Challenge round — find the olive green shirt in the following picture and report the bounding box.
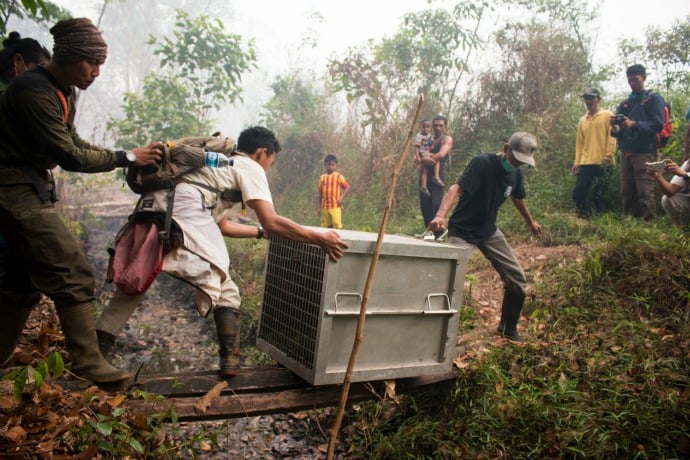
[0,66,122,186]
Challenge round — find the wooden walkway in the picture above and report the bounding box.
[64,366,459,422]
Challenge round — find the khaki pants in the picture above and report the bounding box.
[0,183,94,310]
[449,229,526,295]
[661,193,690,228]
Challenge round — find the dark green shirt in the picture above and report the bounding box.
[0,66,120,185]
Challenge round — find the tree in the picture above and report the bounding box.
[454,0,599,211]
[328,0,489,135]
[617,15,690,156]
[260,73,337,195]
[0,0,67,35]
[326,0,489,180]
[107,9,256,147]
[619,15,690,94]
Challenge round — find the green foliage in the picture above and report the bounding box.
[152,10,255,110]
[342,228,690,458]
[109,75,198,147]
[619,15,690,93]
[328,0,488,133]
[225,236,267,349]
[66,390,212,458]
[2,352,65,399]
[260,74,338,195]
[108,9,256,147]
[0,0,67,35]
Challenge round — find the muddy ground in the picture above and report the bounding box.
[13,194,584,458]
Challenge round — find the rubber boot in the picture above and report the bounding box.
[96,329,117,359]
[56,302,130,383]
[497,290,525,342]
[0,307,32,367]
[213,307,241,377]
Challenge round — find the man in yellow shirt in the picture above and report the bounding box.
[571,87,617,218]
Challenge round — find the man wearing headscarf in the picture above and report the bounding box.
[0,18,161,383]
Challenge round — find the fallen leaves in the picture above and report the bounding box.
[194,381,228,414]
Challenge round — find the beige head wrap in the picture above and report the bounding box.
[50,18,107,64]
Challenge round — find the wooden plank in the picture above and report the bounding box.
[124,382,376,421]
[58,366,459,421]
[122,370,459,422]
[126,367,304,396]
[59,366,305,395]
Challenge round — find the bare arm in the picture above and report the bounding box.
[248,199,350,261]
[428,183,462,232]
[429,135,453,163]
[651,172,683,197]
[648,159,684,197]
[338,183,350,206]
[218,219,265,239]
[511,197,542,237]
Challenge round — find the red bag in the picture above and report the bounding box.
[111,221,164,295]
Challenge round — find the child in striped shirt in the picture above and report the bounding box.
[318,154,350,229]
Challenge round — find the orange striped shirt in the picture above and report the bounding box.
[318,172,349,209]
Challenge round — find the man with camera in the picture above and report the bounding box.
[610,64,665,220]
[571,87,617,218]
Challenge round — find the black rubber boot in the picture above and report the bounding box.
[213,307,241,377]
[0,307,32,366]
[497,290,526,342]
[96,329,117,359]
[56,302,130,383]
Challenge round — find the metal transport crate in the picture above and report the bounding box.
[256,227,471,386]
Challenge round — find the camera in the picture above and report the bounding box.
[613,114,626,125]
[645,161,667,173]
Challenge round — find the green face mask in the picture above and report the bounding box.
[501,158,516,173]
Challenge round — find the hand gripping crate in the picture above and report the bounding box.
[256,227,471,385]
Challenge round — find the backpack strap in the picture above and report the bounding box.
[158,183,176,252]
[176,178,244,209]
[56,90,69,124]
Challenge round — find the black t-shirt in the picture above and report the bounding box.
[448,153,526,244]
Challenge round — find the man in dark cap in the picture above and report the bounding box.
[0,18,161,383]
[610,64,665,220]
[428,132,542,341]
[571,87,617,217]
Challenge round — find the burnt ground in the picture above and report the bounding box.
[6,194,585,458]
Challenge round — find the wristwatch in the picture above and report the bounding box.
[124,150,136,163]
[257,226,265,239]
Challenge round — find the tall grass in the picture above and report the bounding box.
[339,220,690,459]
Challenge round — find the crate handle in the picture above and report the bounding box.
[332,292,362,313]
[425,293,451,312]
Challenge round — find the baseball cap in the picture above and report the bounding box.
[508,132,538,167]
[582,87,601,98]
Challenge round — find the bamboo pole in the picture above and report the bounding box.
[327,94,425,459]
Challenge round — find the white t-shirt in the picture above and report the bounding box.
[181,152,273,220]
[155,153,274,314]
[669,160,690,196]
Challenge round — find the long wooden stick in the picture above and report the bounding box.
[327,94,425,459]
